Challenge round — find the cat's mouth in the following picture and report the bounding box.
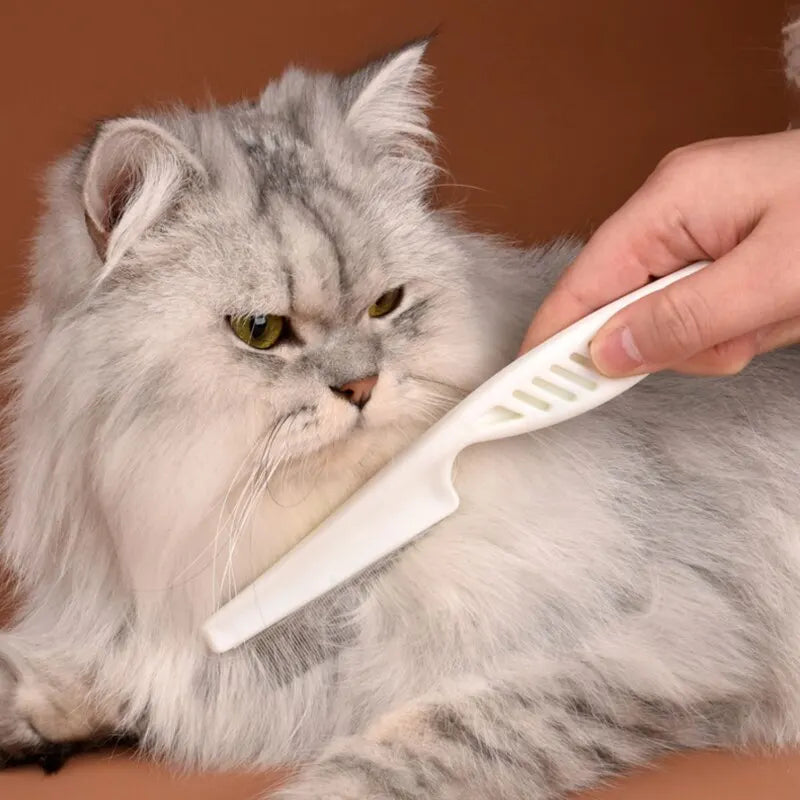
[269,403,373,463]
[267,374,445,468]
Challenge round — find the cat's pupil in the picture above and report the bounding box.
[250,316,268,339]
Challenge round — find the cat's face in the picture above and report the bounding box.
[100,140,476,466]
[11,40,538,602]
[35,42,497,489]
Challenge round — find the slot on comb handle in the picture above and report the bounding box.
[461,262,710,446]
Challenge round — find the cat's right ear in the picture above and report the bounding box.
[82,118,206,278]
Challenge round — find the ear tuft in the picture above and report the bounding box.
[342,39,434,155]
[82,118,206,271]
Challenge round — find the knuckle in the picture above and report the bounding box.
[560,280,595,316]
[713,359,752,376]
[709,342,755,375]
[653,144,702,176]
[649,290,711,358]
[650,143,723,189]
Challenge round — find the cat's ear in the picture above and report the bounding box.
[82,118,206,271]
[341,39,434,153]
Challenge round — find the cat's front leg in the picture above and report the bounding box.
[0,631,128,770]
[0,653,43,757]
[278,662,722,800]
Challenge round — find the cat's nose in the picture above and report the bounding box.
[330,375,379,409]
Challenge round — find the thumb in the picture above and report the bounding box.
[589,228,794,375]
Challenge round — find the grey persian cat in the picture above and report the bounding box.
[2,39,800,799]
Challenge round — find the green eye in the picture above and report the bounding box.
[368,287,404,318]
[229,314,285,349]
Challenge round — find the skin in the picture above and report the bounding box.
[520,131,800,376]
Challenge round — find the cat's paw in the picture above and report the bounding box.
[0,733,140,774]
[0,740,82,774]
[0,655,100,762]
[0,658,44,756]
[0,650,136,773]
[0,659,72,772]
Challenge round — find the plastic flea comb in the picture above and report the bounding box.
[203,262,708,653]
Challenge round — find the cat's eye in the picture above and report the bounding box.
[229,314,285,349]
[368,287,404,318]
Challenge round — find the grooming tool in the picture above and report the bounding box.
[203,261,708,652]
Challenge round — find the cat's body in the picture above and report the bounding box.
[2,40,800,799]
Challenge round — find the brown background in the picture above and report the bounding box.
[2,0,799,797]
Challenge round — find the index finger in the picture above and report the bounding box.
[519,174,713,354]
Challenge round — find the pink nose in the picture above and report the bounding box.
[331,375,378,409]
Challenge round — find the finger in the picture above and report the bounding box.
[520,215,699,354]
[520,152,738,354]
[662,315,800,376]
[666,333,757,376]
[588,223,800,376]
[755,315,800,354]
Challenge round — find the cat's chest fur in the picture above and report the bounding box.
[222,422,433,605]
[233,425,617,615]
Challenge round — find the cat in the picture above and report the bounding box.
[2,37,800,800]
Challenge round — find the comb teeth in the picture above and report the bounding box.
[479,351,601,428]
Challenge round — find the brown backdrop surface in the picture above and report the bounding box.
[1,0,798,797]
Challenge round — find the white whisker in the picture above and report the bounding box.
[216,413,296,602]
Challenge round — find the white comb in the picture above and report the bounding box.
[203,262,708,653]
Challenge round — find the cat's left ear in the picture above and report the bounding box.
[340,38,434,154]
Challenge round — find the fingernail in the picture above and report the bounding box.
[590,326,643,375]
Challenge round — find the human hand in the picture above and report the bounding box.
[521,131,800,376]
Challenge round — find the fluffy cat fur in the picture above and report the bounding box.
[2,39,800,799]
